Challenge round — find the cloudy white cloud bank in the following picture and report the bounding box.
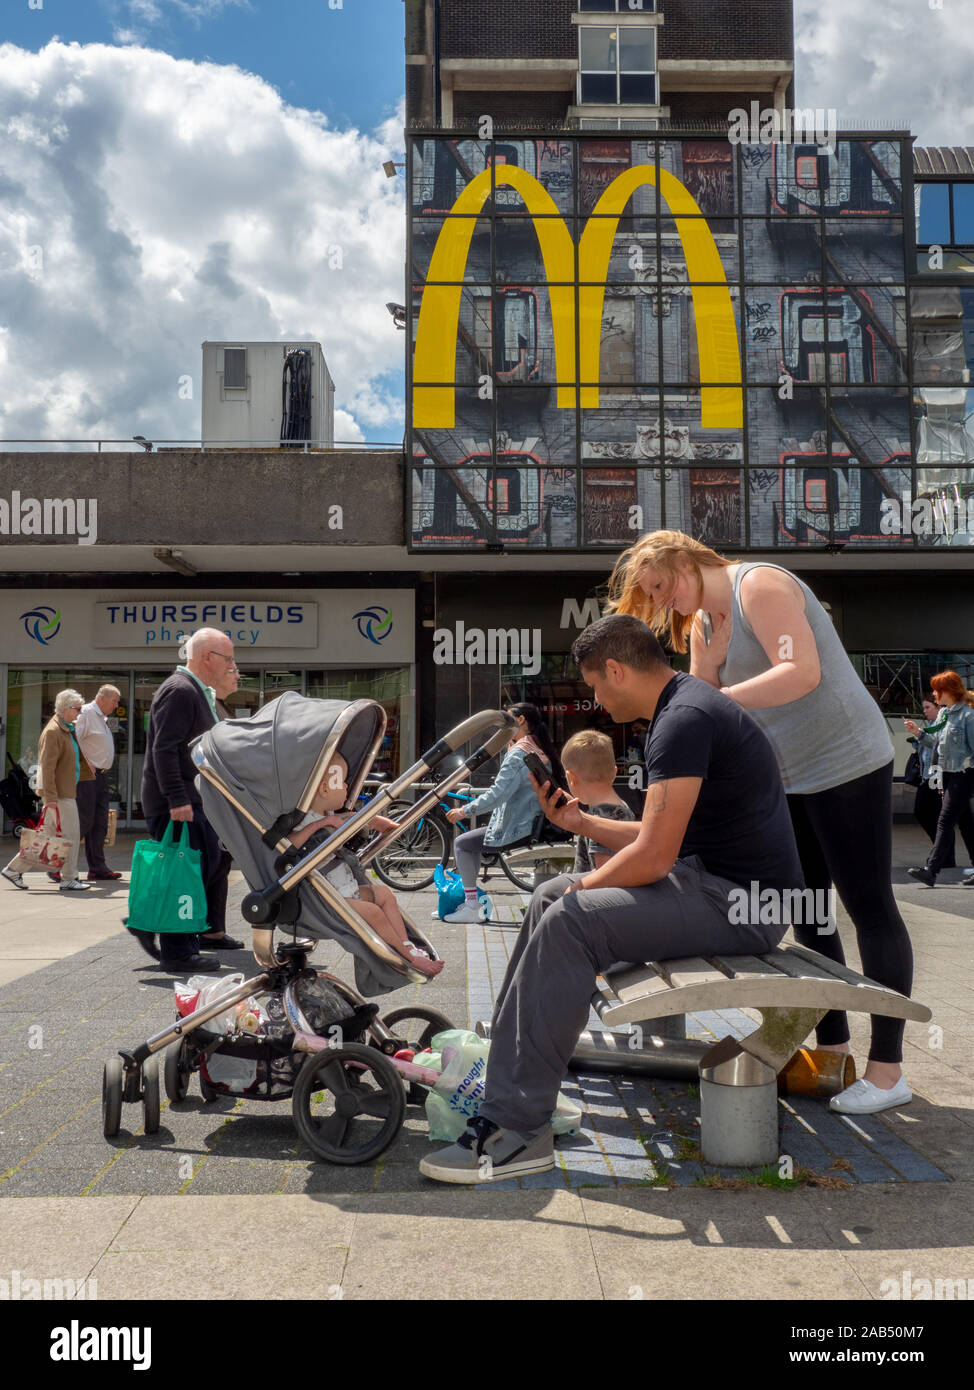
[0,41,405,446]
[795,0,974,146]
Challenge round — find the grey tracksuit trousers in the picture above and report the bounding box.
[478,856,788,1138]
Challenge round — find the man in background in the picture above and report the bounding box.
[75,684,122,881]
[129,629,243,972]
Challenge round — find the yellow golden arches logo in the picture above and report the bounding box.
[412,162,743,431]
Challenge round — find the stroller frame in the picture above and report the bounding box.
[102,707,517,1164]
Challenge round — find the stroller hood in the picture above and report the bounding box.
[195,693,408,996]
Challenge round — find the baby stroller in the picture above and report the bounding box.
[101,695,516,1165]
[0,753,41,836]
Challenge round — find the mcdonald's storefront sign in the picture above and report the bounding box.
[412,162,743,432]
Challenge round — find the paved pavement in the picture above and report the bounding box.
[1,825,973,1301]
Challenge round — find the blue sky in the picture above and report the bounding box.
[5,0,405,139]
[1,0,408,445]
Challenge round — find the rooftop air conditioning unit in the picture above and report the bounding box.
[201,341,336,449]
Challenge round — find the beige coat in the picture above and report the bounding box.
[37,717,93,803]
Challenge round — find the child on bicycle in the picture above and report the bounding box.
[442,702,570,923]
[289,752,443,976]
[560,730,635,872]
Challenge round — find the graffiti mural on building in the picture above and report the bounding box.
[409,134,912,550]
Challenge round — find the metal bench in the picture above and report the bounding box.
[584,942,932,1166]
[481,941,932,1167]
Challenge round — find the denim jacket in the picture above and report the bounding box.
[464,745,546,848]
[917,703,974,773]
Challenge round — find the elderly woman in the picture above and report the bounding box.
[3,690,94,892]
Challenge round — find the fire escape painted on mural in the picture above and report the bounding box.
[408,135,915,551]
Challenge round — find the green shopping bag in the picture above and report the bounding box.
[127,821,207,934]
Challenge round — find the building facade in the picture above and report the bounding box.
[2,4,973,829]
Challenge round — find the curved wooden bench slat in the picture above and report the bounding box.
[594,944,931,1029]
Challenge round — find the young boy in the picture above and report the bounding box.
[288,752,443,977]
[560,730,635,872]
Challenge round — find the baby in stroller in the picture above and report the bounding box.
[287,751,444,978]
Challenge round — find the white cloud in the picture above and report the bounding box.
[795,0,974,146]
[0,41,406,445]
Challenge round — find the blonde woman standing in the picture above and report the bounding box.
[605,530,914,1116]
[2,690,93,892]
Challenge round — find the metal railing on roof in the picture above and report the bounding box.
[0,438,404,453]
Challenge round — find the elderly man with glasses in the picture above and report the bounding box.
[128,628,243,972]
[75,684,123,881]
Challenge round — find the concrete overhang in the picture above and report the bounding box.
[440,59,577,92]
[0,449,405,553]
[658,59,793,91]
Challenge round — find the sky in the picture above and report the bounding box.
[0,0,972,448]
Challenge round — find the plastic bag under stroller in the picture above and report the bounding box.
[173,971,372,1099]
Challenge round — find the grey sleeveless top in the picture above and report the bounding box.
[708,562,893,795]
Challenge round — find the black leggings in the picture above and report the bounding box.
[787,761,914,1064]
[926,769,974,874]
[913,781,955,867]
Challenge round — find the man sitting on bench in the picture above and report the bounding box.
[420,614,806,1184]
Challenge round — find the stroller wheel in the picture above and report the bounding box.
[379,1006,455,1106]
[102,1057,123,1138]
[142,1055,161,1134]
[292,1043,406,1165]
[164,1039,192,1103]
[199,1070,219,1103]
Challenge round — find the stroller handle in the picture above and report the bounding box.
[356,718,516,868]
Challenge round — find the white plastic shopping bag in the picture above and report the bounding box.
[419,1029,582,1142]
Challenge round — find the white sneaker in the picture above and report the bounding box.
[829,1076,912,1115]
[442,900,483,924]
[59,878,92,892]
[1,869,27,891]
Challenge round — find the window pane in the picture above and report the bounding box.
[952,184,974,246]
[917,182,950,245]
[620,29,654,71]
[579,27,617,71]
[619,73,657,104]
[580,73,618,103]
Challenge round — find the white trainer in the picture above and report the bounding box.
[829,1076,912,1115]
[442,900,483,924]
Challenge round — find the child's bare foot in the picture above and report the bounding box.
[401,943,444,977]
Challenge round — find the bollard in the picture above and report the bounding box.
[699,1038,779,1168]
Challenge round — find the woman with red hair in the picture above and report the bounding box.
[606,530,914,1116]
[904,671,974,886]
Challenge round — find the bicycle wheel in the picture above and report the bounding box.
[496,849,536,893]
[370,803,450,891]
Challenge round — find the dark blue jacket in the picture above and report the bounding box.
[141,671,216,817]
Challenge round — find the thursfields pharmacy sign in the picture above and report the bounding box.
[0,589,415,664]
[94,600,317,648]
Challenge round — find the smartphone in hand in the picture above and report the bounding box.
[523,751,568,808]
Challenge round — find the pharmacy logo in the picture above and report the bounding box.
[353,606,392,645]
[20,606,62,645]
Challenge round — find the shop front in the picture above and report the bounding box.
[0,587,415,829]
